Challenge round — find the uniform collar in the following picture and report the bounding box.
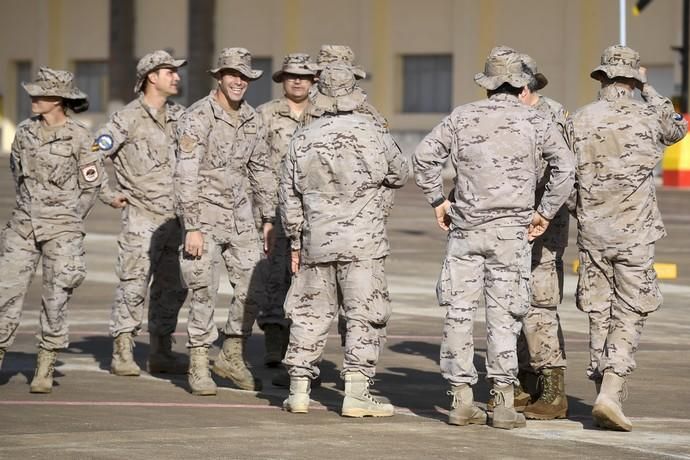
[598,84,633,102]
[208,90,254,126]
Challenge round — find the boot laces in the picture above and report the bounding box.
[489,388,505,406]
[619,381,629,402]
[363,378,384,405]
[538,372,557,403]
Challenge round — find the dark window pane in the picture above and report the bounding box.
[16,62,32,121]
[244,57,273,108]
[403,55,452,113]
[75,61,108,112]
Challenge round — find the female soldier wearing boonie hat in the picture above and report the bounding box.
[0,67,105,393]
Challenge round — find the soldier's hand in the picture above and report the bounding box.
[185,230,204,258]
[263,222,275,256]
[528,212,550,241]
[434,199,452,231]
[110,195,128,209]
[290,250,300,274]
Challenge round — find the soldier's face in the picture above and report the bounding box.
[282,73,314,102]
[151,68,181,96]
[217,70,249,104]
[30,96,61,115]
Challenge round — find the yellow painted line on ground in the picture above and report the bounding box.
[571,261,678,279]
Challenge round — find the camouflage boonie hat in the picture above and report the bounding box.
[209,47,263,80]
[316,45,366,80]
[309,64,366,113]
[272,53,318,83]
[520,53,548,90]
[134,50,186,93]
[22,67,87,100]
[590,45,646,84]
[474,46,532,90]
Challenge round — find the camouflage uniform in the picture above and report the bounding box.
[280,64,409,382]
[96,50,188,340]
[315,45,396,342]
[567,46,687,382]
[518,55,570,375]
[413,48,575,392]
[255,54,321,331]
[0,68,104,358]
[174,50,275,349]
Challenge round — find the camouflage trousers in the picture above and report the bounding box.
[577,243,661,380]
[517,240,567,372]
[255,234,291,329]
[110,206,187,337]
[0,225,85,350]
[438,228,530,387]
[180,228,263,348]
[283,258,391,379]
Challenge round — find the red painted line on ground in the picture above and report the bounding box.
[0,400,326,411]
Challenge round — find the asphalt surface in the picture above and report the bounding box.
[0,161,689,459]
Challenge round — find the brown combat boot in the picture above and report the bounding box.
[263,324,287,368]
[212,337,262,391]
[188,346,217,396]
[30,348,57,393]
[148,334,188,374]
[111,332,141,376]
[592,371,632,431]
[523,367,568,420]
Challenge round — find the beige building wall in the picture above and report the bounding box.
[0,0,684,152]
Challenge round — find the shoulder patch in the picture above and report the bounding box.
[96,134,114,151]
[81,163,100,182]
[674,112,684,121]
[179,135,196,153]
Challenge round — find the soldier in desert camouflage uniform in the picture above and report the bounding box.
[280,64,409,417]
[174,47,275,396]
[94,50,189,377]
[0,68,105,393]
[515,53,570,420]
[567,45,687,431]
[413,46,574,430]
[315,44,396,345]
[255,54,320,369]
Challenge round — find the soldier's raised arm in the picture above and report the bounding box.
[640,78,688,145]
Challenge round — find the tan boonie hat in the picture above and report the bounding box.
[590,44,646,84]
[209,47,263,80]
[22,67,87,100]
[309,63,366,113]
[272,53,318,83]
[520,53,548,91]
[316,45,367,80]
[474,46,532,90]
[134,50,186,93]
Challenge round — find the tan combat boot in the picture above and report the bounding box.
[212,337,262,391]
[188,346,217,396]
[111,332,141,376]
[282,377,310,413]
[341,372,394,418]
[263,324,286,368]
[447,384,487,426]
[523,367,568,420]
[487,382,531,412]
[148,334,188,374]
[30,348,57,393]
[491,383,527,430]
[0,348,5,370]
[592,371,632,431]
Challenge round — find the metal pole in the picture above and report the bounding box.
[620,0,627,45]
[682,0,689,112]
